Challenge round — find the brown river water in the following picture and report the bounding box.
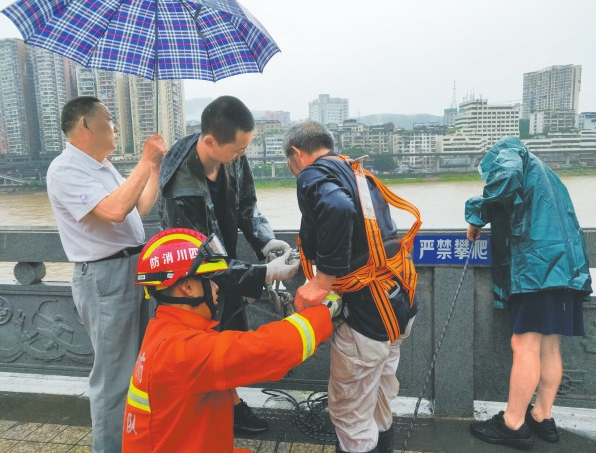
[2,176,596,281]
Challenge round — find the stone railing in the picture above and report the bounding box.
[0,226,595,417]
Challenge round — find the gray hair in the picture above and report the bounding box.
[283,120,334,158]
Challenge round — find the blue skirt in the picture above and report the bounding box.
[509,289,585,337]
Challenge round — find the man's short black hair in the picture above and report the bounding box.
[61,96,102,136]
[201,96,255,145]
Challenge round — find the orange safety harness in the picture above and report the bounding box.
[298,155,422,342]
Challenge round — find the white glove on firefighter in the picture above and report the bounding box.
[261,239,292,257]
[325,291,343,318]
[265,250,300,284]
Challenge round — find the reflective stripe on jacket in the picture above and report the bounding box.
[122,304,332,452]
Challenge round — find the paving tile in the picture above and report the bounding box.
[257,440,292,453]
[77,431,92,446]
[0,438,19,451]
[0,419,17,435]
[24,423,66,442]
[50,426,91,445]
[290,442,324,453]
[38,443,72,453]
[7,440,48,452]
[1,422,42,440]
[234,438,262,451]
[66,446,92,453]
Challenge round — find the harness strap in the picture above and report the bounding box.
[297,155,422,342]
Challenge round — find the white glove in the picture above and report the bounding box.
[325,291,343,318]
[265,250,300,283]
[262,239,292,257]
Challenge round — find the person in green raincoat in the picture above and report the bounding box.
[464,137,592,450]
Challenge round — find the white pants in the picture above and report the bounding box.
[328,317,415,452]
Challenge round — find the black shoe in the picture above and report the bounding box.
[470,411,534,450]
[525,404,559,443]
[233,400,269,433]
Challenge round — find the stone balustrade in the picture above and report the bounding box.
[0,226,595,417]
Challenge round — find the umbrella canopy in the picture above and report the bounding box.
[1,0,280,81]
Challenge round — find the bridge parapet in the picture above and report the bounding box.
[0,226,594,417]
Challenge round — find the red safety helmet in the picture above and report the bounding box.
[136,228,228,291]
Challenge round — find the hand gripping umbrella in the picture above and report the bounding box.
[2,0,280,128]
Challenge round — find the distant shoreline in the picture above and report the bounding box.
[1,168,595,194]
[252,168,596,190]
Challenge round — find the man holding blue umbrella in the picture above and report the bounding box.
[47,96,167,453]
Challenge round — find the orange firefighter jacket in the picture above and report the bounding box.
[122,304,332,453]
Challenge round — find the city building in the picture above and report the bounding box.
[309,94,349,126]
[156,79,186,151]
[443,108,458,127]
[75,67,97,98]
[29,46,77,155]
[523,130,596,168]
[529,110,577,135]
[454,97,520,147]
[128,78,186,155]
[265,111,291,127]
[578,112,596,131]
[253,120,282,142]
[0,39,40,156]
[522,64,582,120]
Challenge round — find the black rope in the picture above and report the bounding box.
[399,240,476,453]
[261,389,336,452]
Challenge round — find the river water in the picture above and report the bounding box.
[2,176,596,281]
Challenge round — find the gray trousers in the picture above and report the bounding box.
[73,255,143,453]
[328,317,415,452]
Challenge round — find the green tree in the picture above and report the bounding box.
[373,154,396,172]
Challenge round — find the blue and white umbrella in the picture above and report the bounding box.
[1,0,280,82]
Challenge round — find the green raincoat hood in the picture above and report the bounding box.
[465,137,592,307]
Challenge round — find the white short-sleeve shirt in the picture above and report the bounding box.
[47,143,145,262]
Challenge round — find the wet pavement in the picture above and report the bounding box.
[1,391,596,452]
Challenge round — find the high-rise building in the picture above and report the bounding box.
[0,39,40,156]
[522,65,581,120]
[76,67,97,97]
[29,46,77,155]
[309,94,349,126]
[156,79,186,149]
[455,98,520,147]
[129,77,185,154]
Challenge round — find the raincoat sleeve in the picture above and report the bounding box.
[181,305,333,393]
[465,148,525,227]
[235,157,274,260]
[211,259,267,299]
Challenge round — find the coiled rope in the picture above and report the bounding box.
[261,389,336,452]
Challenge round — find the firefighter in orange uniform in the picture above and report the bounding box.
[122,228,335,452]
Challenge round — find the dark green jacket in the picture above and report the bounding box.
[465,137,592,306]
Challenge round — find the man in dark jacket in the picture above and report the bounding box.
[284,121,418,453]
[466,137,592,449]
[159,96,294,433]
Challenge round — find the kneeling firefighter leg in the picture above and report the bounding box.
[377,425,394,453]
[335,441,379,453]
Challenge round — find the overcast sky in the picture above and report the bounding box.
[1,0,595,121]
